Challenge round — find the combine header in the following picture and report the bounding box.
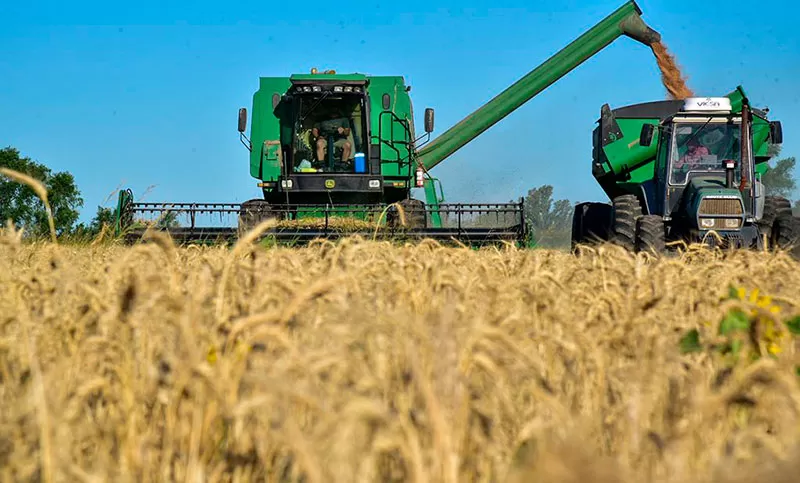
[114,1,663,246]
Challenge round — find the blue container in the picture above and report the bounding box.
[354,152,366,173]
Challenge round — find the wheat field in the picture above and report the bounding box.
[2,222,800,483]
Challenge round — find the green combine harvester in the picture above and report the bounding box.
[572,87,790,254]
[115,1,663,246]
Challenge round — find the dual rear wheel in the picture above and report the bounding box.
[571,194,665,255]
[610,194,665,255]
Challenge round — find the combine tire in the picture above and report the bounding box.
[611,194,643,251]
[238,199,274,234]
[758,195,792,243]
[389,199,427,229]
[571,202,612,252]
[635,215,666,255]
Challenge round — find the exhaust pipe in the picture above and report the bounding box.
[725,159,736,189]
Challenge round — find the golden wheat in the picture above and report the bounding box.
[1,228,800,482]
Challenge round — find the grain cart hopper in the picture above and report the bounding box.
[572,86,791,253]
[115,1,662,246]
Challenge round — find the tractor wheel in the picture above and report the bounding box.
[771,208,800,256]
[611,194,643,251]
[238,199,274,235]
[389,199,427,229]
[758,195,792,243]
[571,202,612,252]
[635,215,666,255]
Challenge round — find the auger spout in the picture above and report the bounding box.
[416,0,661,172]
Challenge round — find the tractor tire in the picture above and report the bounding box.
[771,208,800,256]
[571,202,612,252]
[758,195,792,243]
[611,194,643,251]
[635,215,666,255]
[389,199,427,229]
[238,199,274,235]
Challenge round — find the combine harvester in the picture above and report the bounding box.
[572,87,791,254]
[114,1,664,246]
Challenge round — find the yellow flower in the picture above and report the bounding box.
[737,287,746,300]
[207,345,218,365]
[756,295,773,308]
[768,343,782,356]
[749,288,760,304]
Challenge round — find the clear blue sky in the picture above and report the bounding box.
[2,0,799,224]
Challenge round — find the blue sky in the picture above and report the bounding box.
[2,0,799,224]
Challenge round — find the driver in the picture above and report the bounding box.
[312,112,353,163]
[674,137,709,170]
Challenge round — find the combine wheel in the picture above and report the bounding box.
[635,215,666,255]
[389,199,427,229]
[611,194,643,251]
[238,199,275,235]
[571,202,612,252]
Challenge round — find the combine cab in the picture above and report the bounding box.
[114,1,664,247]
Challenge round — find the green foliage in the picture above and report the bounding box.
[523,185,573,249]
[761,156,797,198]
[71,206,116,240]
[719,308,750,336]
[678,285,799,371]
[0,146,83,238]
[678,329,702,354]
[786,316,800,335]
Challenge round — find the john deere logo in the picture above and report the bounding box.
[325,179,335,189]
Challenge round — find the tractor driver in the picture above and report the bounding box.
[672,136,710,183]
[312,112,353,164]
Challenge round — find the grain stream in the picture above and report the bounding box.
[652,41,695,100]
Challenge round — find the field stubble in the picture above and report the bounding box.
[1,225,800,483]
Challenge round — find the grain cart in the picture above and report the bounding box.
[572,86,791,253]
[115,1,663,246]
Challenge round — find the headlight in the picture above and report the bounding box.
[699,217,741,229]
[724,218,740,228]
[700,218,715,228]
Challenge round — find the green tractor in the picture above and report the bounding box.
[572,87,794,254]
[115,1,664,246]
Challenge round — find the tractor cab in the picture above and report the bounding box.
[638,96,762,246]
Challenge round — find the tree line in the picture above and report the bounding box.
[1,145,799,246]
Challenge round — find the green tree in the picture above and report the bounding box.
[72,205,115,239]
[0,146,83,237]
[761,156,796,198]
[523,185,573,248]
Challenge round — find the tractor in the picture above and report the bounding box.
[572,87,794,254]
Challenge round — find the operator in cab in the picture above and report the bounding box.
[312,111,353,165]
[671,126,737,183]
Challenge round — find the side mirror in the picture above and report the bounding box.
[238,108,247,133]
[424,108,435,133]
[639,123,655,147]
[770,120,783,144]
